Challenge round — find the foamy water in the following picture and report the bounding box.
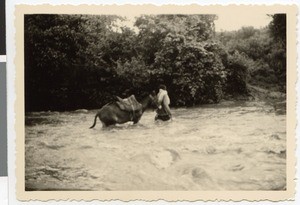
[25,101,286,191]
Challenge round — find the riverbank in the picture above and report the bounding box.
[247,84,286,115]
[220,84,286,115]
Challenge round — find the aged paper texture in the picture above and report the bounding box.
[15,4,297,201]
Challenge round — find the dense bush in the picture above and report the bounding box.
[268,14,286,90]
[153,40,226,105]
[225,51,249,95]
[25,14,286,111]
[216,14,286,91]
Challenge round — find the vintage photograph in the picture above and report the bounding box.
[16,4,296,201]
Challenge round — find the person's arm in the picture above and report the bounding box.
[163,96,172,118]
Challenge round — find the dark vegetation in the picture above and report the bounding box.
[25,14,286,111]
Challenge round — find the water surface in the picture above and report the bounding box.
[25,101,286,191]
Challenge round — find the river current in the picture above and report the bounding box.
[25,101,286,191]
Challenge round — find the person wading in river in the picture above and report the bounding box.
[155,84,173,121]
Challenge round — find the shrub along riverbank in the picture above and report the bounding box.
[25,14,286,111]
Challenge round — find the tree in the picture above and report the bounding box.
[133,15,226,105]
[25,14,254,111]
[25,14,90,110]
[268,14,286,88]
[268,14,286,47]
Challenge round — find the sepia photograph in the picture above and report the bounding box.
[15,4,296,201]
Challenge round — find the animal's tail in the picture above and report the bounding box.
[89,113,98,129]
[90,103,110,129]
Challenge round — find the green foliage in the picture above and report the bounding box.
[225,51,249,95]
[25,13,285,111]
[268,14,286,46]
[268,47,286,86]
[116,57,151,90]
[25,15,90,111]
[216,19,286,92]
[153,40,226,105]
[133,15,226,105]
[268,14,286,88]
[217,27,271,65]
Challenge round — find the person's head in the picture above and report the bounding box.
[159,84,167,90]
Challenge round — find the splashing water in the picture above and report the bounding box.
[25,101,286,191]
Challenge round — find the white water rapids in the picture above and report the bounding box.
[25,101,286,191]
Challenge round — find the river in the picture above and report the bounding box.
[25,101,286,191]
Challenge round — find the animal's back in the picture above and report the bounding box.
[90,101,144,128]
[100,103,133,125]
[99,103,119,125]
